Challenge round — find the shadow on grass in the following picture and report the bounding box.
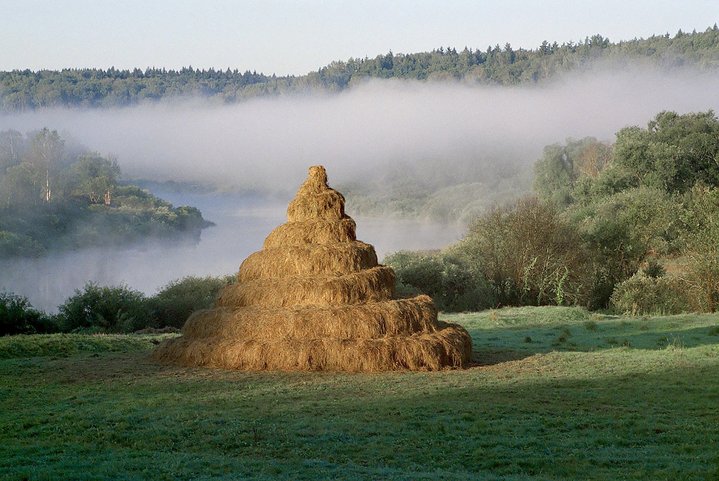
[466,322,719,366]
[4,345,717,481]
[471,349,537,366]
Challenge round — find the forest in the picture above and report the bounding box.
[0,128,208,257]
[1,27,719,110]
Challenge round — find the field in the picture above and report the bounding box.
[1,307,718,480]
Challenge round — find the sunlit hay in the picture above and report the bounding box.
[287,189,346,222]
[263,218,357,248]
[238,241,378,281]
[182,295,438,340]
[154,323,471,372]
[218,266,395,308]
[153,165,472,371]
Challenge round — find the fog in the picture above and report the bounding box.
[2,66,719,311]
[3,67,719,192]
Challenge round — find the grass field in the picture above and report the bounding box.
[1,307,718,480]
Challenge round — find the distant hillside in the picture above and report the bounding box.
[2,26,718,110]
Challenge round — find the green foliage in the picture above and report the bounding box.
[675,185,719,311]
[457,197,589,307]
[0,292,56,335]
[568,186,681,306]
[0,162,40,206]
[69,153,120,203]
[533,137,612,207]
[612,110,719,192]
[610,273,689,315]
[3,27,719,109]
[385,250,494,311]
[57,283,151,333]
[0,332,171,359]
[0,129,208,258]
[0,230,44,257]
[149,275,233,328]
[531,111,719,311]
[642,258,666,278]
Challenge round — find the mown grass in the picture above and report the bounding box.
[0,333,177,360]
[1,307,718,480]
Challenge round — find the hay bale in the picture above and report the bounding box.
[219,266,396,308]
[263,218,357,248]
[287,190,346,222]
[153,165,472,371]
[154,323,471,371]
[181,295,439,340]
[238,241,378,281]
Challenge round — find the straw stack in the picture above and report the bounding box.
[153,166,472,371]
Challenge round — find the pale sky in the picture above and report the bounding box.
[1,0,718,75]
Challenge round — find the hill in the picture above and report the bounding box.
[2,27,718,110]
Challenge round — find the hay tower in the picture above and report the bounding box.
[153,166,472,371]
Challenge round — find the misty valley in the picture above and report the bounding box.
[3,23,719,481]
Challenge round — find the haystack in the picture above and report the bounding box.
[153,165,472,371]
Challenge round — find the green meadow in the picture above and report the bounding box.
[1,307,718,481]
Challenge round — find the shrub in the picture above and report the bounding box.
[58,283,151,333]
[456,197,589,307]
[681,251,719,312]
[610,273,689,315]
[148,275,233,328]
[0,230,45,257]
[385,251,494,312]
[0,292,56,335]
[678,185,719,311]
[568,186,681,308]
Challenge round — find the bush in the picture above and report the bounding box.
[58,283,151,333]
[0,230,45,257]
[385,251,494,312]
[681,251,719,312]
[678,185,719,311]
[610,273,689,315]
[0,292,56,335]
[456,197,589,307]
[148,275,233,328]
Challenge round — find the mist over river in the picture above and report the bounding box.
[0,190,464,312]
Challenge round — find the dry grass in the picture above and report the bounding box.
[154,322,471,371]
[218,266,396,308]
[287,189,347,222]
[182,295,439,340]
[238,241,378,280]
[285,165,345,221]
[154,165,472,371]
[263,218,357,248]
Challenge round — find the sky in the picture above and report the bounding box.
[1,0,718,75]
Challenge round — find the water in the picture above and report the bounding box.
[0,191,464,312]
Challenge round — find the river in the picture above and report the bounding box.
[0,190,465,312]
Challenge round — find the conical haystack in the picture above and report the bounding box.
[153,166,472,371]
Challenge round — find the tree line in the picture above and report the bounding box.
[2,27,719,110]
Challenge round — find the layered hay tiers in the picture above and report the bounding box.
[153,165,472,371]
